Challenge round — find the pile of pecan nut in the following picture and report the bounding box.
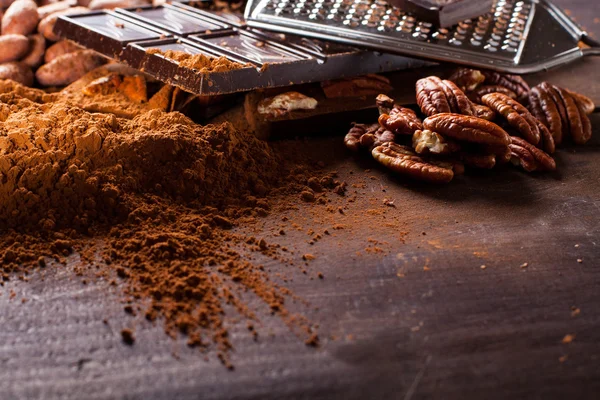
[344,68,595,183]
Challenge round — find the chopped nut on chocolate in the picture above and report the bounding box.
[481,92,540,145]
[412,129,460,155]
[321,74,392,99]
[371,142,455,184]
[257,91,318,118]
[423,113,510,146]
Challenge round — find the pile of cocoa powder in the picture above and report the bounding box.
[0,82,344,366]
[148,49,246,73]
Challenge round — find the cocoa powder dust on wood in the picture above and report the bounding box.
[0,83,346,367]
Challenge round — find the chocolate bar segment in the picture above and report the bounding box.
[191,31,310,64]
[53,11,169,58]
[115,5,228,36]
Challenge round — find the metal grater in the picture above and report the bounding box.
[245,0,600,74]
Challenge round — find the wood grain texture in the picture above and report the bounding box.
[1,1,599,399]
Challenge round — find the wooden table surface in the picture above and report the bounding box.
[1,1,599,399]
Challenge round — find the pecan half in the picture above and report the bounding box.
[448,68,485,92]
[441,79,475,116]
[376,93,395,115]
[416,76,451,116]
[565,88,595,115]
[480,71,530,103]
[344,123,394,152]
[423,113,510,147]
[416,76,474,116]
[536,119,555,154]
[467,85,517,104]
[472,104,496,121]
[430,159,465,176]
[322,74,392,99]
[555,86,592,145]
[360,126,396,150]
[412,129,460,155]
[379,106,423,136]
[460,152,496,169]
[481,92,540,145]
[371,142,455,183]
[509,143,537,172]
[528,84,563,144]
[482,144,512,164]
[509,136,556,172]
[544,83,570,141]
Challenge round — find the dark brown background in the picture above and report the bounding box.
[1,1,599,399]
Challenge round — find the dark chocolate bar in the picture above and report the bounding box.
[387,0,494,28]
[53,3,430,96]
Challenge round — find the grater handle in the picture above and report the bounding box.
[582,34,600,57]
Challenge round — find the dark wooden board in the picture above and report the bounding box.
[1,1,600,399]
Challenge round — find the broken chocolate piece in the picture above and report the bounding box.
[257,92,318,118]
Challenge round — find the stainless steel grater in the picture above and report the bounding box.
[245,0,600,74]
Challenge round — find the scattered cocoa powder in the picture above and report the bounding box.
[121,328,135,345]
[0,82,349,365]
[148,49,246,73]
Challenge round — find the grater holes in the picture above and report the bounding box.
[412,32,428,40]
[501,44,517,53]
[260,0,530,57]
